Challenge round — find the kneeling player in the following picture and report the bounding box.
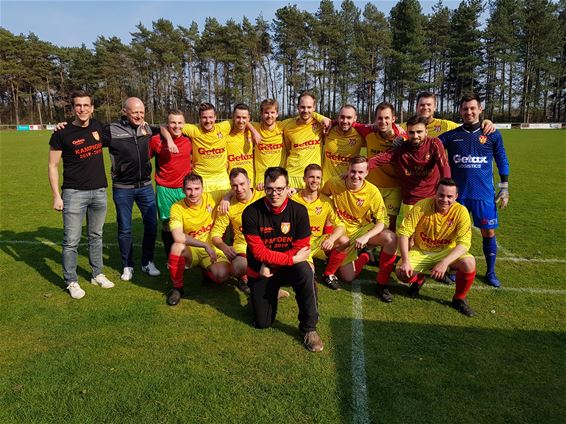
[396,178,476,316]
[294,164,349,290]
[167,173,231,306]
[322,156,398,302]
[242,167,323,352]
[211,168,263,294]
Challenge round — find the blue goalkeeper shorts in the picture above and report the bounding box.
[458,198,499,230]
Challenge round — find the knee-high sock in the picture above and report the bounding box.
[483,236,497,275]
[324,250,347,276]
[377,251,397,285]
[162,229,174,258]
[407,273,426,285]
[454,270,476,300]
[168,254,185,289]
[353,252,370,279]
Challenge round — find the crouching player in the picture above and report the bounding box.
[166,173,231,306]
[321,156,397,302]
[396,178,476,317]
[294,164,349,290]
[211,168,263,294]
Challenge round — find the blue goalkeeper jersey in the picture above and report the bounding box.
[439,125,509,200]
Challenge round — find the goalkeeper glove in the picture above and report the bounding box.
[495,182,509,209]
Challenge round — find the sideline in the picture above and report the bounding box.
[1,240,564,263]
[351,280,370,424]
[358,280,566,295]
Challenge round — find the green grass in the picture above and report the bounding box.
[1,129,565,423]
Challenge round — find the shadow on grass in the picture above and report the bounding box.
[331,317,566,424]
[0,220,159,292]
[1,227,86,291]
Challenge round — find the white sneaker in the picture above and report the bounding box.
[67,282,86,299]
[121,267,134,281]
[141,261,161,276]
[91,273,115,288]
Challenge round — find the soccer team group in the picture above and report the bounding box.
[48,90,509,352]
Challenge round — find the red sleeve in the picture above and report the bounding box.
[434,139,451,178]
[352,122,374,138]
[244,234,293,266]
[148,135,161,158]
[393,123,407,138]
[244,234,310,266]
[368,149,394,170]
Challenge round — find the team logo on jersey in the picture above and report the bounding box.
[349,138,357,146]
[206,204,213,213]
[312,122,320,131]
[447,219,454,227]
[315,206,322,215]
[92,131,100,141]
[356,198,364,207]
[479,135,487,144]
[281,222,291,234]
[217,132,223,139]
[435,125,441,133]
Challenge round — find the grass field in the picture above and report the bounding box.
[1,129,565,423]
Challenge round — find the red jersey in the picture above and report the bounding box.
[149,134,192,188]
[369,137,450,205]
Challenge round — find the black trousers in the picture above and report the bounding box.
[249,262,318,334]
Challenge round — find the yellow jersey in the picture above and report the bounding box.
[322,177,388,235]
[401,118,459,138]
[322,126,365,181]
[169,192,217,242]
[210,189,264,250]
[225,130,254,182]
[252,121,287,185]
[283,117,325,179]
[365,131,400,188]
[293,192,344,238]
[181,120,232,188]
[397,197,472,251]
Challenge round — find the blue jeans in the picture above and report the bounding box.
[113,184,157,268]
[62,188,107,283]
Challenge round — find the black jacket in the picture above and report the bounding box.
[104,117,158,187]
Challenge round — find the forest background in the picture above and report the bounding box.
[1,0,564,126]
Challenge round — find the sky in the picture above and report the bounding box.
[0,0,455,48]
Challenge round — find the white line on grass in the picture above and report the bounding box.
[2,240,564,263]
[473,256,566,264]
[358,280,566,295]
[0,240,142,247]
[351,280,370,424]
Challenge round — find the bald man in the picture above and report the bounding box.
[104,97,162,281]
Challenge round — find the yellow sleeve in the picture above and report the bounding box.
[217,120,232,135]
[445,120,460,132]
[328,204,345,228]
[454,208,472,250]
[210,212,230,240]
[312,112,328,124]
[182,123,198,138]
[321,179,333,196]
[169,202,184,231]
[397,202,424,238]
[279,117,295,131]
[371,194,389,226]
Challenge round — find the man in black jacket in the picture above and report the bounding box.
[105,97,162,281]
